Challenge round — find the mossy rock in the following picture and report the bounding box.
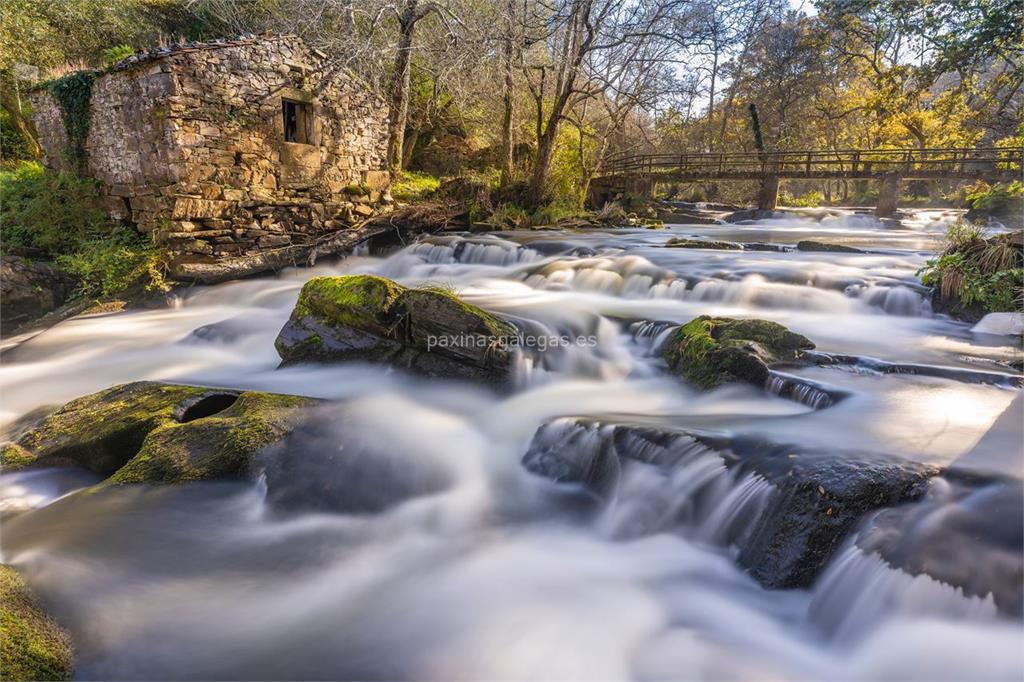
[276,276,519,386]
[662,316,815,389]
[0,444,36,473]
[4,382,316,484]
[0,565,73,681]
[796,240,863,253]
[665,237,742,250]
[108,392,314,484]
[10,382,215,474]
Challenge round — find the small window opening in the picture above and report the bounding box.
[282,99,311,144]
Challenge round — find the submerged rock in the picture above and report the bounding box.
[796,240,863,253]
[0,564,73,681]
[857,474,1023,617]
[665,237,742,250]
[521,419,940,591]
[730,448,938,589]
[661,316,815,389]
[723,209,788,223]
[1,382,315,484]
[275,275,519,386]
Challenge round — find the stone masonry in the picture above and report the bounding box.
[30,35,391,277]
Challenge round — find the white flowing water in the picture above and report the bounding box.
[1,209,1021,680]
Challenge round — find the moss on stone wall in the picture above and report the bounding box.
[44,71,99,174]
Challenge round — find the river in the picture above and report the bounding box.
[1,208,1022,680]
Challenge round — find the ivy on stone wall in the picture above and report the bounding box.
[45,70,99,174]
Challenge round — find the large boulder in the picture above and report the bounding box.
[727,445,938,588]
[662,316,815,389]
[275,275,519,386]
[0,564,73,681]
[521,419,940,590]
[1,382,315,485]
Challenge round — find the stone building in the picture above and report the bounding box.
[30,34,391,277]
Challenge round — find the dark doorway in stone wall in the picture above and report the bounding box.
[282,99,311,144]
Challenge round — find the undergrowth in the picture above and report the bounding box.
[917,221,1023,314]
[1,162,169,297]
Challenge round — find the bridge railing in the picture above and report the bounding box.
[600,146,1024,178]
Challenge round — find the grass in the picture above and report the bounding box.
[391,171,441,202]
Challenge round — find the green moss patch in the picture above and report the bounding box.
[0,565,73,681]
[8,382,316,485]
[666,238,742,250]
[15,382,210,474]
[292,275,405,334]
[663,316,815,389]
[109,392,313,485]
[276,275,519,384]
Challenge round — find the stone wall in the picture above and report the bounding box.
[30,35,391,273]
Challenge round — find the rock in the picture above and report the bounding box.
[730,447,939,589]
[971,312,1024,336]
[665,237,743,250]
[521,418,940,591]
[656,210,720,225]
[0,564,73,681]
[796,240,863,253]
[0,257,77,332]
[662,316,815,389]
[857,474,1023,617]
[723,209,788,223]
[3,381,315,484]
[275,275,519,386]
[258,412,456,514]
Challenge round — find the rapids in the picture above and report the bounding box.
[1,208,1022,680]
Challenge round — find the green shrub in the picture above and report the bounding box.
[1,161,168,297]
[490,203,530,227]
[101,45,135,66]
[530,201,582,226]
[779,190,823,207]
[918,221,1023,314]
[391,171,440,202]
[966,181,1023,214]
[57,228,169,298]
[1,161,110,254]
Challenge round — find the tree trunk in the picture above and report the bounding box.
[1,80,41,159]
[499,0,516,187]
[529,122,559,206]
[387,2,418,174]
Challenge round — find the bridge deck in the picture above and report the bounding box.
[598,147,1023,183]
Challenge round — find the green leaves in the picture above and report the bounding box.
[44,69,98,173]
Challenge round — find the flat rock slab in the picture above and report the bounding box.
[796,240,864,253]
[665,237,742,250]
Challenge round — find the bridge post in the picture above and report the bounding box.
[875,172,901,218]
[756,175,779,210]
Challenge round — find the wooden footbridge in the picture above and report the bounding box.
[591,146,1024,215]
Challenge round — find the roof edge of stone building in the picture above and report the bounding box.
[108,33,304,73]
[29,33,307,91]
